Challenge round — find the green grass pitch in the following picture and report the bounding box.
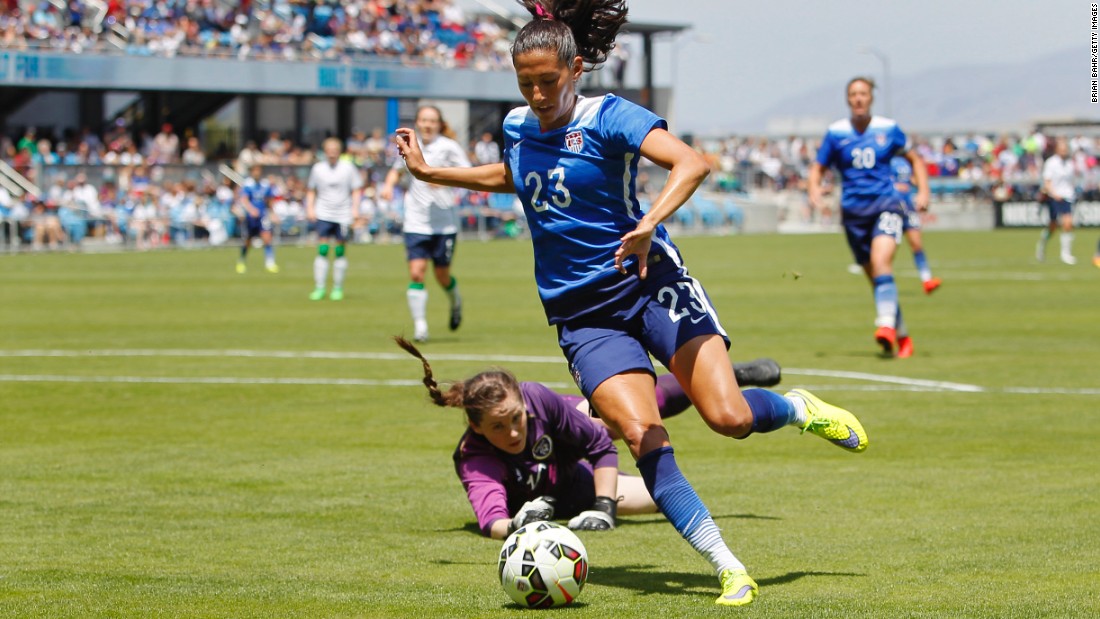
[1,229,1098,618]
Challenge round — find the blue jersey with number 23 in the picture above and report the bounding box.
[503,94,674,324]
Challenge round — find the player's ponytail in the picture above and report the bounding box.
[513,0,627,71]
[394,336,523,425]
[394,336,458,407]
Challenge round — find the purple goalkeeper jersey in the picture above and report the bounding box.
[453,382,619,536]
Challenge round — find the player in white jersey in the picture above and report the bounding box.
[391,0,868,607]
[1036,137,1077,265]
[381,106,472,342]
[306,137,363,301]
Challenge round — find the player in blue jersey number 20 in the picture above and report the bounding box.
[808,77,931,358]
[393,0,869,607]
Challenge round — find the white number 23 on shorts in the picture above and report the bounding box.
[656,281,710,324]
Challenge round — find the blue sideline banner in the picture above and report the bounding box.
[0,50,516,100]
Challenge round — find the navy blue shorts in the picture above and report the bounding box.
[315,219,349,242]
[244,216,273,237]
[843,210,905,265]
[404,233,456,266]
[1046,199,1073,220]
[557,273,730,399]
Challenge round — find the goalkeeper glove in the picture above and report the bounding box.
[510,496,556,533]
[567,496,617,531]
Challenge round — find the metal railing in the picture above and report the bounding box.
[0,159,41,199]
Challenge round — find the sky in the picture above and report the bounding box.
[553,0,1084,134]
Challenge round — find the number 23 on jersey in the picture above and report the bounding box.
[524,167,572,212]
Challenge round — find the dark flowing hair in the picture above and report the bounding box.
[512,0,628,72]
[394,336,522,425]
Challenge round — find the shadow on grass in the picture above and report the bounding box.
[430,557,865,595]
[497,601,592,612]
[439,512,781,536]
[590,565,864,597]
[756,570,864,587]
[621,513,783,525]
[815,347,938,361]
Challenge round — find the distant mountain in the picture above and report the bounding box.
[731,47,1096,135]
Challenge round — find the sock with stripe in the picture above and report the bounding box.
[872,274,898,328]
[638,446,744,575]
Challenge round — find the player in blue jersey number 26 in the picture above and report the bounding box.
[393,0,869,607]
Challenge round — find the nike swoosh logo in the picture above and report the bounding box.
[722,585,754,601]
[831,427,861,449]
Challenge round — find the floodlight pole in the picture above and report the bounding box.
[860,46,891,118]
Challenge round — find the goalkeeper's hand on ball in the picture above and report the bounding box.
[567,496,617,531]
[511,496,556,532]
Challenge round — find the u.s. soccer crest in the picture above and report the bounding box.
[565,131,584,153]
[875,133,887,146]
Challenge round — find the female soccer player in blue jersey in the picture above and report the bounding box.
[392,0,868,606]
[236,165,280,274]
[808,77,931,358]
[891,155,941,296]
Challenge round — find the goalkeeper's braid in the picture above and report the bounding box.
[393,336,522,424]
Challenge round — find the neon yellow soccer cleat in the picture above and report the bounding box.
[309,288,326,301]
[787,389,868,453]
[715,569,758,607]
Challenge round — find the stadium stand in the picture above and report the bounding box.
[1,2,1098,251]
[0,0,512,68]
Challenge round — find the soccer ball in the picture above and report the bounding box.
[498,521,588,608]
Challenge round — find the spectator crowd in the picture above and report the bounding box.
[0,115,519,250]
[1,0,1097,250]
[695,132,1100,196]
[5,121,1098,252]
[0,0,513,69]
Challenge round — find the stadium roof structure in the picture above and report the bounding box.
[462,0,690,108]
[620,21,691,109]
[623,21,690,36]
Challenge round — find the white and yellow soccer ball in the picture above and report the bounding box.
[498,521,589,608]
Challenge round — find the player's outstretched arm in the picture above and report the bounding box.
[305,189,317,222]
[489,518,513,540]
[807,162,826,210]
[905,150,931,211]
[393,128,514,193]
[616,128,710,278]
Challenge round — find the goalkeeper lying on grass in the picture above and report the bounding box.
[395,336,782,539]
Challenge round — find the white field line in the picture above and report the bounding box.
[0,349,565,364]
[784,367,983,392]
[0,374,575,389]
[890,269,1078,282]
[0,349,1097,395]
